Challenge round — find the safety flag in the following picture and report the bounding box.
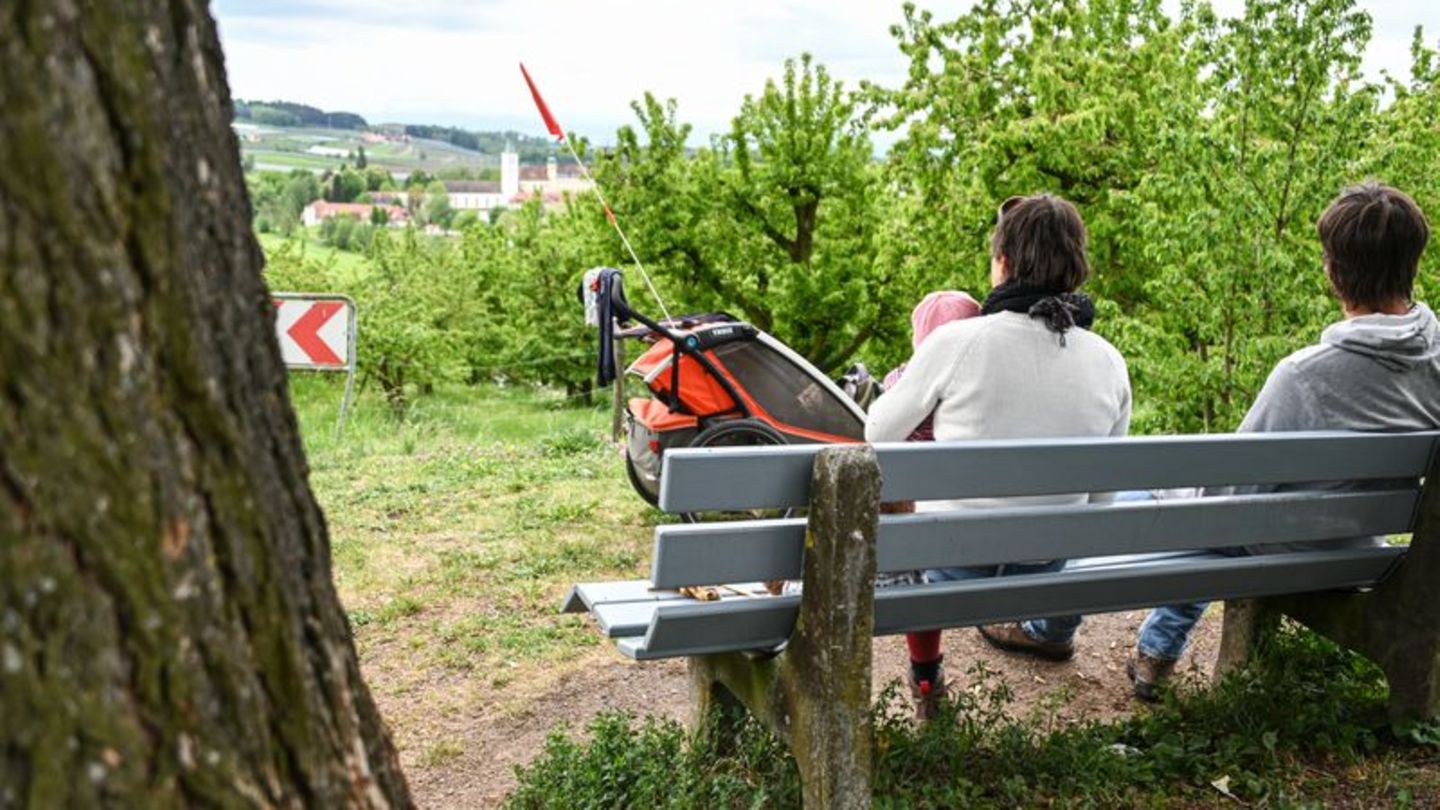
[517,60,674,322]
[519,63,564,142]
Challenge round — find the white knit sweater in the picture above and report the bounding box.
[865,311,1132,513]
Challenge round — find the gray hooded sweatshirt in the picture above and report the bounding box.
[1234,301,1440,551]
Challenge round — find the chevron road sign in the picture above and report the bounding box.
[273,293,357,434]
[274,295,353,369]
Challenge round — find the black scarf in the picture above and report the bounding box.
[981,281,1095,345]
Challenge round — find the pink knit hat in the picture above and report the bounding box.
[911,290,981,350]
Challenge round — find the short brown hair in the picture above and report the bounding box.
[990,194,1090,292]
[1318,182,1428,310]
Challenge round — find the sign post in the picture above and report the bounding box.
[273,293,357,436]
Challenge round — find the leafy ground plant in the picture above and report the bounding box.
[509,629,1440,808]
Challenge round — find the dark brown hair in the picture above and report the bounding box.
[990,194,1090,292]
[1318,182,1428,310]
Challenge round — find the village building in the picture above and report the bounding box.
[304,148,596,221]
[518,157,591,195]
[433,148,594,215]
[300,200,409,227]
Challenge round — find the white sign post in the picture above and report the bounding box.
[273,293,357,436]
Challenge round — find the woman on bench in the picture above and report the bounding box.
[865,193,1133,719]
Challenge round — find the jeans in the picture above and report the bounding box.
[1137,601,1210,661]
[1120,489,1250,661]
[924,560,1080,644]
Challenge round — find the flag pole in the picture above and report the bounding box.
[520,63,673,323]
[557,137,673,323]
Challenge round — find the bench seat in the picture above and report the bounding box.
[608,547,1402,660]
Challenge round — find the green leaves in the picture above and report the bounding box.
[599,55,905,373]
[871,0,1429,433]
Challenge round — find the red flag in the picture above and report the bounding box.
[520,63,565,142]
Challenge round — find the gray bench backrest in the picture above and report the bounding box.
[659,432,1437,512]
[652,432,1439,589]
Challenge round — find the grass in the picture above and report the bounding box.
[290,377,656,679]
[247,150,342,172]
[257,230,371,284]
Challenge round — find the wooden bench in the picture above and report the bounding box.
[564,432,1440,808]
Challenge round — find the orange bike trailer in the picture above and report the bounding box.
[582,268,866,513]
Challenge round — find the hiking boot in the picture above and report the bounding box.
[977,623,1075,662]
[1126,652,1178,702]
[908,664,947,721]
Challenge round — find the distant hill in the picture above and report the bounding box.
[387,124,557,161]
[234,100,558,161]
[235,100,367,130]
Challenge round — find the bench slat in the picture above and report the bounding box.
[650,489,1419,588]
[621,547,1403,660]
[591,584,775,638]
[593,601,675,638]
[872,547,1401,635]
[652,519,801,590]
[658,432,1439,513]
[611,553,1218,638]
[562,580,680,614]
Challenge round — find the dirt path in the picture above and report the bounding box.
[367,606,1221,808]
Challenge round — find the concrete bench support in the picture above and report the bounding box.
[688,445,881,809]
[1219,443,1440,727]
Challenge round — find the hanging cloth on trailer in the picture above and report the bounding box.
[580,267,628,386]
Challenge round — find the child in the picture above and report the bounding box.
[883,290,981,719]
[764,291,981,600]
[883,291,982,440]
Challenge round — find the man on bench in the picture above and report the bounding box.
[1115,182,1440,700]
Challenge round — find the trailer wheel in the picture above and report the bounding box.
[625,452,660,507]
[681,419,792,524]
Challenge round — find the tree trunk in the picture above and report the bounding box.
[0,2,411,806]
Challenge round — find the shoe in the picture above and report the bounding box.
[1126,652,1177,702]
[977,623,1075,662]
[908,663,947,721]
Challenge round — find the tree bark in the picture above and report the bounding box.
[0,1,411,806]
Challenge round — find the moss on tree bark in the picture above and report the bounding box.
[0,1,410,805]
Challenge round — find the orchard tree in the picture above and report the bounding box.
[356,229,474,412]
[600,55,906,373]
[0,1,411,805]
[422,180,455,229]
[471,199,611,401]
[1370,27,1440,306]
[326,166,367,203]
[873,0,1383,432]
[1121,0,1378,431]
[248,169,320,235]
[868,0,1204,308]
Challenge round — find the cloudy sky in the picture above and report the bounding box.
[213,0,1440,144]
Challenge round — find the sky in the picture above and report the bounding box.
[213,0,1440,145]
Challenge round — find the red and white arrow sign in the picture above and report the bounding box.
[273,295,353,369]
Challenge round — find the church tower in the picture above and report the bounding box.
[501,145,519,201]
